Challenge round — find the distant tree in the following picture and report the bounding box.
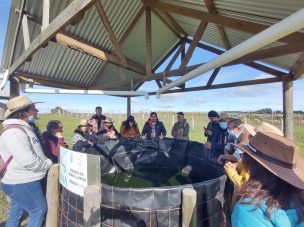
[294,110,304,114]
[254,108,273,114]
[274,110,282,114]
[51,106,64,115]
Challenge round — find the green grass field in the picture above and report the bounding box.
[0,113,303,224]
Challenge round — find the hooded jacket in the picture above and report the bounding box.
[0,119,52,184]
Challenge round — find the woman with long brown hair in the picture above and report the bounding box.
[232,132,304,226]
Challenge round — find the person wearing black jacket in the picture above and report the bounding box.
[89,106,106,133]
[141,112,166,139]
[204,110,221,144]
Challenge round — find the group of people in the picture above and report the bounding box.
[71,108,191,152]
[202,110,304,226]
[0,96,303,227]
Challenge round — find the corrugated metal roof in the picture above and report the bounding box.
[1,0,304,92]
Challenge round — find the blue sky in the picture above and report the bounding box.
[0,0,303,114]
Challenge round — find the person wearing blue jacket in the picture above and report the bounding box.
[204,110,221,144]
[205,112,232,155]
[141,112,166,140]
[232,132,304,227]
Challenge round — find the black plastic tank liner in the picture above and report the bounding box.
[59,138,226,227]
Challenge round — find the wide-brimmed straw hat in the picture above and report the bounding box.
[4,96,41,119]
[219,112,231,120]
[234,131,304,190]
[104,117,113,123]
[256,122,283,136]
[78,119,91,127]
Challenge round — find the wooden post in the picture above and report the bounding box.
[84,185,101,227]
[282,77,293,140]
[9,77,20,98]
[127,96,131,116]
[45,164,60,227]
[192,115,195,131]
[182,188,197,227]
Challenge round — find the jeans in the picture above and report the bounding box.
[2,180,47,227]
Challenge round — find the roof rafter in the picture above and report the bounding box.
[92,63,203,90]
[290,53,304,80]
[180,21,208,69]
[144,0,304,44]
[206,67,221,86]
[148,77,283,95]
[55,33,145,75]
[188,38,286,77]
[228,42,304,66]
[152,38,184,72]
[95,0,127,67]
[204,0,230,49]
[146,7,152,77]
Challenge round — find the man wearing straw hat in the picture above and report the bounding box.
[0,96,52,227]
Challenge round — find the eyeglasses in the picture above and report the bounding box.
[150,115,157,118]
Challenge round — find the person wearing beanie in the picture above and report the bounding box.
[204,110,221,144]
[120,115,140,139]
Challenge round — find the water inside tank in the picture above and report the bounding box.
[101,167,216,188]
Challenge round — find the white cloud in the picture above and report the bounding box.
[155,103,175,108]
[131,98,144,105]
[187,97,206,105]
[254,73,273,80]
[159,93,183,101]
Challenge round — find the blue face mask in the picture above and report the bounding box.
[28,116,36,124]
[219,122,227,129]
[227,129,235,136]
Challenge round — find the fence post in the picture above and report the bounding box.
[45,164,60,227]
[172,114,175,127]
[192,115,195,131]
[182,188,197,227]
[84,185,101,227]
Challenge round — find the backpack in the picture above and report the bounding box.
[0,124,28,179]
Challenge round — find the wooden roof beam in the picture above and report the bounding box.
[188,38,286,77]
[146,7,152,77]
[144,0,304,44]
[152,9,181,38]
[55,33,145,75]
[95,0,127,67]
[153,38,184,72]
[18,72,88,89]
[90,62,108,86]
[148,77,283,95]
[22,15,30,50]
[206,67,221,86]
[290,53,304,80]
[180,21,208,69]
[165,39,186,71]
[96,63,203,90]
[228,41,304,66]
[204,0,230,50]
